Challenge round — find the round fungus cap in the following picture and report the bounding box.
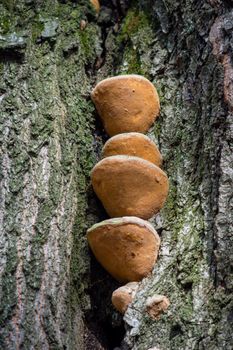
[87,217,160,283]
[102,132,162,167]
[91,75,160,136]
[112,282,139,314]
[91,155,169,219]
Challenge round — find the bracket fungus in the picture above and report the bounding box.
[88,74,171,317]
[87,217,161,282]
[102,132,162,167]
[91,75,160,136]
[111,282,139,314]
[91,155,169,219]
[146,295,170,320]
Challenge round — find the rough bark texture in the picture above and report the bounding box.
[0,1,232,350]
[121,2,233,349]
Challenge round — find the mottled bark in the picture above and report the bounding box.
[0,1,103,349]
[0,1,232,350]
[120,1,233,349]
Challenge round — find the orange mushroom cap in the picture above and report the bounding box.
[91,155,169,219]
[87,217,160,283]
[102,132,162,167]
[91,75,160,136]
[112,282,139,314]
[90,0,100,13]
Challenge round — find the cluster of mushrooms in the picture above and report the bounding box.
[87,75,170,316]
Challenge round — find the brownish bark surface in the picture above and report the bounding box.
[0,1,232,349]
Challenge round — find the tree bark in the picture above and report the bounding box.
[0,1,232,350]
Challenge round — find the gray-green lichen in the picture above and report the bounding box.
[0,32,27,50]
[0,1,101,349]
[119,1,233,350]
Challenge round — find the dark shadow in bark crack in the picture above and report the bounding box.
[84,107,125,350]
[84,253,125,349]
[85,186,125,349]
[0,49,25,63]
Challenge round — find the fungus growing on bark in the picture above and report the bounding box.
[146,295,170,320]
[87,217,161,282]
[102,132,162,167]
[91,75,160,136]
[111,282,139,314]
[90,0,100,13]
[91,155,169,219]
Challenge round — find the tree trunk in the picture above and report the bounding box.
[0,1,232,350]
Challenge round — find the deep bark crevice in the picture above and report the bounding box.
[77,2,131,349]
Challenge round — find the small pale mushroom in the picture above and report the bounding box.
[111,282,139,314]
[80,20,87,30]
[87,217,161,282]
[146,295,170,320]
[102,132,162,167]
[91,75,160,136]
[91,155,169,219]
